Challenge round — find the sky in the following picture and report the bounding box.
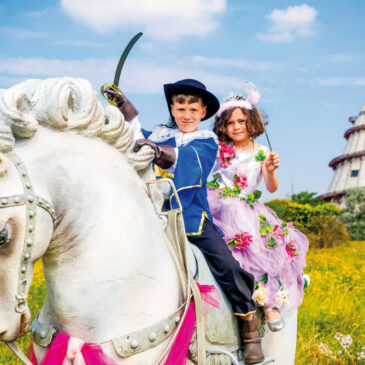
[0,0,364,202]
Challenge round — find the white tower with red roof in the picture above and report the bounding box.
[321,101,365,205]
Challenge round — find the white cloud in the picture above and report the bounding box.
[317,77,365,86]
[52,40,107,48]
[60,0,226,40]
[257,4,317,43]
[191,56,283,72]
[327,54,353,63]
[0,26,46,39]
[0,56,240,94]
[27,10,48,18]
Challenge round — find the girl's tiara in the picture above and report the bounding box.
[216,82,261,117]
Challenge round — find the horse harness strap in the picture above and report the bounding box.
[6,341,33,365]
[30,301,187,357]
[1,153,55,314]
[111,304,184,357]
[146,179,206,365]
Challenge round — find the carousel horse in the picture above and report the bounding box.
[0,77,298,365]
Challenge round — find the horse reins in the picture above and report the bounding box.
[0,152,55,364]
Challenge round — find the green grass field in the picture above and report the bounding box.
[1,242,364,364]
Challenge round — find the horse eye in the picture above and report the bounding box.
[0,226,10,248]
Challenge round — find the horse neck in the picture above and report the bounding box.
[17,127,182,342]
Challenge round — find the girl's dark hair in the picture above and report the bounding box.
[165,93,204,129]
[213,104,264,142]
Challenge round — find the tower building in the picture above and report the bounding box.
[321,101,365,205]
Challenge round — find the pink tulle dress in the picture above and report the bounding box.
[207,142,309,313]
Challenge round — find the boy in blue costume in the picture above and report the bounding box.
[105,80,265,364]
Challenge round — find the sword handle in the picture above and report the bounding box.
[100,83,123,106]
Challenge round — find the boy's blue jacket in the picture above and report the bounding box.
[140,125,219,236]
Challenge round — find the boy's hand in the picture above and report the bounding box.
[133,139,176,169]
[264,152,279,173]
[104,86,138,122]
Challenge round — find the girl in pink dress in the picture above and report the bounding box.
[207,89,309,331]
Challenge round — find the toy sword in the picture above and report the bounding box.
[101,32,143,106]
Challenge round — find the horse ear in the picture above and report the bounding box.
[0,153,8,177]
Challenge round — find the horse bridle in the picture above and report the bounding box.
[0,152,55,314]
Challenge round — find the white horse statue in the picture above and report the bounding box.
[0,77,298,365]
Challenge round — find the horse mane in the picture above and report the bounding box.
[0,77,136,157]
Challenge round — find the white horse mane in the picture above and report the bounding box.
[0,77,153,172]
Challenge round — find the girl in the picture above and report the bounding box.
[207,89,309,332]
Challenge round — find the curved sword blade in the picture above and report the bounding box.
[113,32,143,87]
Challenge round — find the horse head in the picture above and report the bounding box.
[0,78,180,363]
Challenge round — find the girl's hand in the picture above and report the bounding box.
[264,152,279,173]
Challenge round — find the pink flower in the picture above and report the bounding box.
[273,225,284,238]
[220,160,231,168]
[234,168,248,189]
[234,175,248,189]
[227,232,253,250]
[285,241,298,261]
[235,232,253,248]
[271,225,285,246]
[287,221,295,229]
[218,141,235,168]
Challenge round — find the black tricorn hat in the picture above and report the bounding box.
[163,79,220,121]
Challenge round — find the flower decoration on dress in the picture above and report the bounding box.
[287,221,295,229]
[274,286,289,308]
[258,214,274,236]
[254,149,266,162]
[258,215,287,248]
[233,168,248,190]
[285,241,299,261]
[206,173,220,189]
[218,141,236,168]
[252,281,268,306]
[227,232,253,250]
[216,82,261,117]
[272,225,285,245]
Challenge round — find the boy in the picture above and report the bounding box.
[105,79,265,364]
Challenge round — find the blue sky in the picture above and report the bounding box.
[1,0,364,201]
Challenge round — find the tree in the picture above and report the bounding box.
[290,191,322,206]
[340,187,365,240]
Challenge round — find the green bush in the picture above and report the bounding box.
[340,187,365,240]
[312,202,341,217]
[305,215,349,248]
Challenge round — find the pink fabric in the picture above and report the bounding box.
[197,283,221,315]
[32,332,118,365]
[66,337,86,365]
[165,284,221,365]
